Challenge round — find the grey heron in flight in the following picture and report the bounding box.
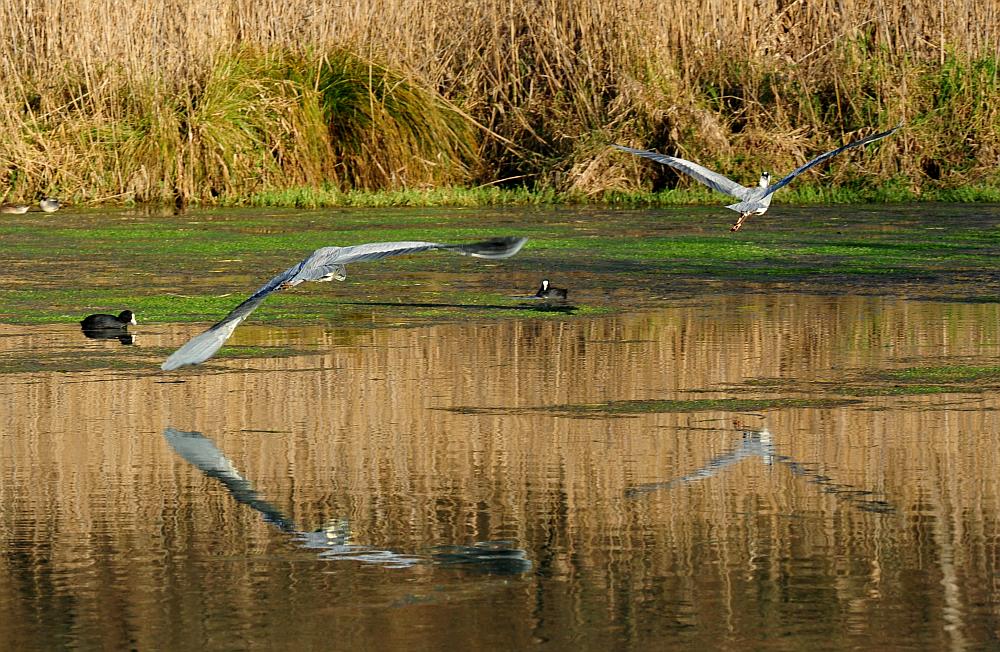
[161,236,527,370]
[613,122,902,231]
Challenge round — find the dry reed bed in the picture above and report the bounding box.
[0,0,998,204]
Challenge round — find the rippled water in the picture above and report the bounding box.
[3,285,1000,649]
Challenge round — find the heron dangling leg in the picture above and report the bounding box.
[730,212,751,232]
[326,264,347,282]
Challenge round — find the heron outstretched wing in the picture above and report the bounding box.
[319,237,528,265]
[761,122,902,198]
[160,262,303,370]
[612,144,753,200]
[161,236,527,370]
[285,237,527,286]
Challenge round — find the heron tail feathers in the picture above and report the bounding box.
[725,201,760,214]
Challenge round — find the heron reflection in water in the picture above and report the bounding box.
[164,428,532,573]
[626,421,893,513]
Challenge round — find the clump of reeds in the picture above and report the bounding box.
[117,48,477,203]
[309,50,476,190]
[0,0,998,205]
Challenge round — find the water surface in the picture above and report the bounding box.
[3,206,1000,650]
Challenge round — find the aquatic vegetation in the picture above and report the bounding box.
[0,349,154,375]
[878,365,1000,384]
[737,364,1000,398]
[547,397,864,415]
[230,185,566,208]
[448,397,862,416]
[842,385,957,396]
[4,202,1000,328]
[449,361,1000,417]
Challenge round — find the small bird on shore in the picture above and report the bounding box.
[80,310,137,330]
[39,198,62,213]
[535,279,568,300]
[161,236,528,370]
[1,204,29,214]
[613,122,902,231]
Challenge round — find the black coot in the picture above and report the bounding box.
[80,310,136,330]
[535,279,568,300]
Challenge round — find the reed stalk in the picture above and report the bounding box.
[0,0,997,204]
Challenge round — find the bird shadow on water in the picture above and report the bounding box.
[340,300,577,314]
[626,421,894,515]
[163,427,533,574]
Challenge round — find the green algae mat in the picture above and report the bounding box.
[2,203,1000,328]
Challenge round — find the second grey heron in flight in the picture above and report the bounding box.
[161,236,527,370]
[613,122,902,231]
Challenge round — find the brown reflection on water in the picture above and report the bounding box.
[2,294,1000,649]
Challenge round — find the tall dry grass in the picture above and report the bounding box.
[0,0,998,204]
